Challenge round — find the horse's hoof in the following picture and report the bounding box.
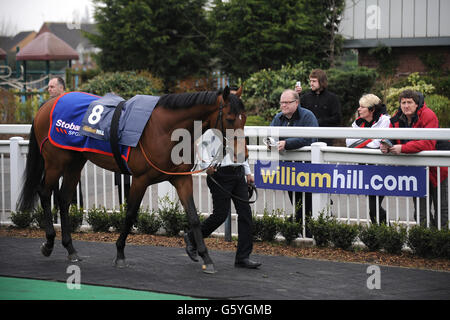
[41,243,53,257]
[114,258,128,268]
[202,264,216,274]
[68,253,82,262]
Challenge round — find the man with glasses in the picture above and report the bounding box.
[270,89,318,233]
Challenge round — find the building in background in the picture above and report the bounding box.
[339,0,450,74]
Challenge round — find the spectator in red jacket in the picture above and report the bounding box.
[380,90,448,229]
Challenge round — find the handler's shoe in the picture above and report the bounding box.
[184,233,198,262]
[234,258,261,269]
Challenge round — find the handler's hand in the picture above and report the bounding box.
[295,85,302,94]
[246,174,254,185]
[389,144,403,155]
[277,140,287,151]
[206,167,216,175]
[380,143,390,154]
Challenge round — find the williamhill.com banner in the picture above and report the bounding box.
[255,161,427,197]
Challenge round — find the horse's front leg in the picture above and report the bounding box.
[172,176,215,274]
[114,178,146,268]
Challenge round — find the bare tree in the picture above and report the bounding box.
[0,17,17,36]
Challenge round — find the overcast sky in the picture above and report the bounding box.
[0,0,95,36]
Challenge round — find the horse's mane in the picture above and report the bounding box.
[156,91,219,110]
[156,90,245,114]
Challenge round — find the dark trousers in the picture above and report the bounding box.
[201,166,253,261]
[287,191,312,237]
[287,191,312,223]
[369,195,386,224]
[414,178,448,229]
[115,173,131,205]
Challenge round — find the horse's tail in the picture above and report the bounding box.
[17,122,44,212]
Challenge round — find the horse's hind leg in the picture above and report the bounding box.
[38,165,65,257]
[172,176,215,274]
[38,180,56,257]
[58,158,86,262]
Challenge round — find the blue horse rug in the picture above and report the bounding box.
[48,91,159,164]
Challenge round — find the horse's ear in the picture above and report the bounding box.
[223,86,230,101]
[235,86,243,98]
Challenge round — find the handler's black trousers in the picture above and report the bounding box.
[201,166,253,261]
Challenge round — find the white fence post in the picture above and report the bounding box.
[10,137,24,212]
[311,142,328,218]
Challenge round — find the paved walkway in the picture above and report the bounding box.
[0,237,448,300]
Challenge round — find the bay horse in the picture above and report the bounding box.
[17,86,247,274]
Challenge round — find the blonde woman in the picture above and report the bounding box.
[346,94,390,224]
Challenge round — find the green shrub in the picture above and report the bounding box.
[329,220,359,251]
[68,205,84,232]
[426,75,450,99]
[327,67,378,126]
[86,207,111,232]
[110,204,127,233]
[307,212,333,247]
[359,223,385,251]
[242,61,310,115]
[407,225,436,258]
[136,208,162,235]
[380,223,407,254]
[158,196,187,237]
[407,225,450,259]
[431,228,450,259]
[252,209,283,242]
[32,206,46,229]
[424,94,450,128]
[11,211,33,228]
[245,115,270,126]
[252,213,265,242]
[78,71,164,99]
[278,215,301,245]
[13,93,43,124]
[259,209,283,242]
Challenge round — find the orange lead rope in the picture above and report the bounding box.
[138,140,206,175]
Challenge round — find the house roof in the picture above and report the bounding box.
[16,32,79,61]
[38,22,97,50]
[0,31,37,52]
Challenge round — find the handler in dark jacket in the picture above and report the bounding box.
[295,69,341,146]
[270,89,318,230]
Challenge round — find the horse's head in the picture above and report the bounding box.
[214,86,248,163]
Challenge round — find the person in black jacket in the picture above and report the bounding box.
[295,69,342,146]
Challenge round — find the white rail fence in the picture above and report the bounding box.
[1,125,450,237]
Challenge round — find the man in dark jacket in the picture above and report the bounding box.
[270,89,318,231]
[295,69,341,146]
